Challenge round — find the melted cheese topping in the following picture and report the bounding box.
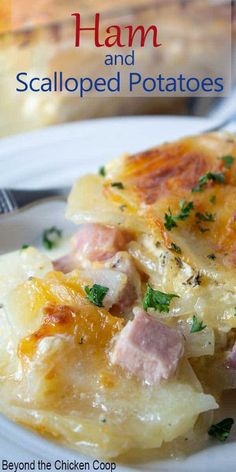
[67,132,236,280]
[0,260,217,458]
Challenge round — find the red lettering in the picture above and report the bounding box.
[105,26,125,48]
[71,13,162,49]
[72,13,104,47]
[125,25,161,48]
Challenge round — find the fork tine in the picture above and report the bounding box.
[0,187,69,216]
[0,190,18,214]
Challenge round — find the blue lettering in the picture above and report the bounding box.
[214,77,224,92]
[129,72,142,91]
[16,72,28,92]
[29,77,40,92]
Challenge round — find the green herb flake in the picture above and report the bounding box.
[207,253,216,260]
[21,244,29,251]
[119,204,127,212]
[111,182,124,190]
[190,315,206,333]
[196,212,216,223]
[208,418,234,442]
[85,284,109,307]
[100,417,107,424]
[164,201,194,231]
[143,286,179,313]
[177,200,194,221]
[220,155,235,169]
[234,307,236,317]
[99,166,106,177]
[164,209,178,231]
[192,172,225,193]
[209,195,216,204]
[170,242,182,254]
[42,226,62,250]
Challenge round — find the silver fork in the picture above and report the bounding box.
[0,187,69,215]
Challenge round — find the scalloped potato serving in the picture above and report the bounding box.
[1,132,236,459]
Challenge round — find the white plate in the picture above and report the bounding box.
[0,116,235,471]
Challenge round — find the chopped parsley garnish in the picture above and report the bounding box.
[100,417,107,424]
[196,211,216,222]
[220,155,235,169]
[164,200,194,231]
[178,200,194,220]
[192,172,225,193]
[143,286,179,313]
[207,253,216,260]
[190,315,206,333]
[164,209,178,231]
[85,284,109,307]
[42,226,62,250]
[119,204,127,212]
[99,166,106,177]
[209,195,216,204]
[208,418,234,442]
[21,244,29,251]
[170,242,182,254]
[111,182,124,189]
[234,307,236,317]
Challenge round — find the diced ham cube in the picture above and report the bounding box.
[72,224,132,262]
[53,224,133,273]
[227,342,236,369]
[111,307,184,384]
